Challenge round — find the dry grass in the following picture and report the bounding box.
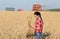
[0,11,60,39]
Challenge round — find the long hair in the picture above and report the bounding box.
[34,11,44,24]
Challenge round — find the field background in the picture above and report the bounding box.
[0,11,60,39]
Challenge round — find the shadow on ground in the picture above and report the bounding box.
[26,32,51,39]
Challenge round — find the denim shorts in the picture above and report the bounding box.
[34,32,42,39]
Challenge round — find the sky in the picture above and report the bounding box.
[0,0,60,10]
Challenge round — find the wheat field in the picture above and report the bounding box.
[0,11,60,39]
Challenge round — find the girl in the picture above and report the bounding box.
[34,11,43,39]
[28,11,43,39]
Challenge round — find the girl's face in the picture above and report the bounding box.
[34,15,39,19]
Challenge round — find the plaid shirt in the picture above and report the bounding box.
[35,18,43,32]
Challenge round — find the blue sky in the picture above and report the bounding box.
[0,0,60,10]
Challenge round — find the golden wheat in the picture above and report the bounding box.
[0,11,60,39]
